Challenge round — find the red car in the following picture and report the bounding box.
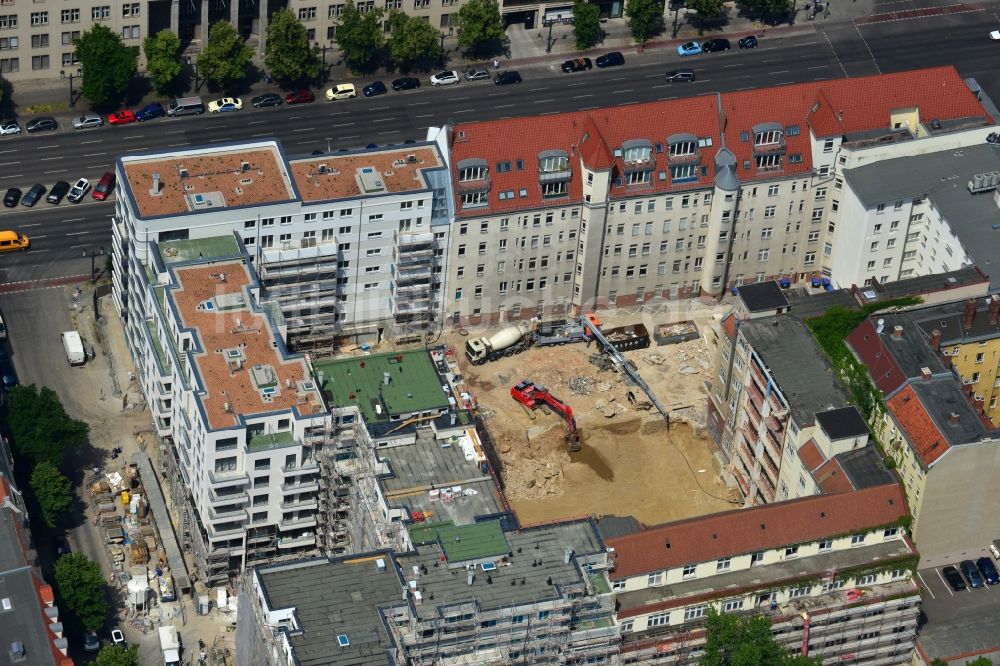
[284,90,315,105]
[92,172,115,201]
[107,110,136,125]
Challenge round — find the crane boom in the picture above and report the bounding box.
[510,380,580,452]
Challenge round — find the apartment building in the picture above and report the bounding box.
[436,67,994,327]
[846,297,1000,562]
[606,485,920,666]
[237,518,620,666]
[111,139,452,351]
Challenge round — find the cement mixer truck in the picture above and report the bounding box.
[464,316,597,365]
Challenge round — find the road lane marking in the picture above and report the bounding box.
[62,218,84,222]
[40,156,63,161]
[723,63,744,68]
[83,153,107,157]
[608,77,626,82]
[612,89,633,94]
[916,572,935,599]
[370,106,390,110]
[494,104,514,108]
[770,70,790,74]
[125,146,151,151]
[0,161,20,166]
[572,94,593,99]
[453,109,475,113]
[331,122,356,127]
[378,131,397,135]
[807,65,828,70]
[450,96,470,101]
[533,99,555,104]
[80,139,103,144]
[0,149,16,154]
[414,114,434,118]
[43,169,68,174]
[291,127,316,132]
[65,231,88,236]
[528,87,546,91]
[935,568,954,596]
[372,118,394,122]
[408,101,429,106]
[567,82,586,87]
[248,120,267,125]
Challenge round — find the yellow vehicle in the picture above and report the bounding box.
[0,230,29,252]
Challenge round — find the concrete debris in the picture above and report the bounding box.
[646,352,665,365]
[594,397,626,418]
[679,365,700,375]
[589,354,616,372]
[568,376,596,395]
[596,381,613,393]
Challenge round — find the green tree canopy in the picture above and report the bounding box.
[572,0,601,49]
[95,644,140,666]
[625,0,664,42]
[264,8,323,84]
[74,24,138,107]
[2,385,88,468]
[738,0,791,21]
[335,1,385,72]
[53,553,109,633]
[700,608,822,666]
[197,21,253,89]
[30,462,74,528]
[387,11,442,70]
[686,0,726,24]
[455,0,505,55]
[143,30,183,95]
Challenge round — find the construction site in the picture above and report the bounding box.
[446,310,735,528]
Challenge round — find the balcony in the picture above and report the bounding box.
[456,175,491,193]
[282,459,320,475]
[746,383,765,413]
[282,496,319,512]
[282,479,320,494]
[757,471,776,501]
[277,533,316,549]
[749,361,767,391]
[208,504,248,522]
[208,468,249,488]
[761,450,779,479]
[740,422,759,448]
[733,467,750,496]
[279,515,318,531]
[666,150,701,167]
[208,487,247,505]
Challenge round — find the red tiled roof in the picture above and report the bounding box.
[814,458,856,493]
[887,385,949,466]
[720,313,736,340]
[606,485,907,580]
[846,319,907,395]
[451,67,987,219]
[797,438,826,472]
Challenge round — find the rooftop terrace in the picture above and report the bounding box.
[157,235,242,266]
[288,145,443,202]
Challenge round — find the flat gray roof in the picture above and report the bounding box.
[785,287,860,320]
[911,377,990,446]
[835,446,897,490]
[740,316,850,426]
[844,143,1000,271]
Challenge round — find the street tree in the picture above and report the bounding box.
[53,553,109,633]
[143,30,183,95]
[2,385,88,468]
[73,25,138,107]
[265,8,323,84]
[335,1,385,72]
[686,0,726,25]
[700,608,823,666]
[572,0,602,49]
[625,0,665,43]
[738,0,791,22]
[387,11,442,70]
[455,0,505,55]
[29,462,74,528]
[197,21,253,89]
[95,644,140,666]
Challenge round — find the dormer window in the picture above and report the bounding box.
[622,140,653,164]
[755,129,783,146]
[666,133,700,167]
[751,123,786,157]
[668,141,697,157]
[457,158,488,182]
[539,151,569,173]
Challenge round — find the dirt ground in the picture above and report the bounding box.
[447,316,739,528]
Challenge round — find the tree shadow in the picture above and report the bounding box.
[0,77,16,121]
[122,76,155,107]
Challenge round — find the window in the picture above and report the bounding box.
[122,2,140,16]
[683,605,707,621]
[822,579,846,592]
[788,586,811,599]
[757,249,769,262]
[30,34,48,48]
[818,539,833,551]
[716,557,732,572]
[851,534,865,546]
[92,6,110,20]
[723,599,744,612]
[61,8,80,22]
[0,15,16,29]
[122,25,140,39]
[682,564,696,579]
[785,546,799,558]
[804,251,816,265]
[647,612,669,627]
[299,6,317,19]
[761,227,772,240]
[764,205,776,218]
[647,571,664,586]
[823,139,834,153]
[620,620,633,632]
[857,574,877,585]
[31,54,49,69]
[30,11,48,26]
[750,551,764,566]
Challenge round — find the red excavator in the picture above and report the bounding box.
[511,380,580,452]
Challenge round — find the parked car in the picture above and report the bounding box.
[561,58,592,73]
[3,188,21,207]
[326,84,357,100]
[976,557,1000,585]
[363,81,388,97]
[207,97,243,113]
[677,41,702,56]
[942,565,967,591]
[135,102,166,121]
[665,68,696,82]
[702,38,731,52]
[25,117,57,133]
[251,92,283,108]
[595,51,625,68]
[83,631,100,653]
[47,180,70,204]
[21,183,46,208]
[284,90,315,104]
[72,114,104,130]
[430,70,460,86]
[990,29,1000,39]
[92,172,115,201]
[465,68,491,81]
[494,71,523,86]
[67,178,90,203]
[111,629,126,646]
[0,347,17,390]
[961,559,985,588]
[739,35,759,49]
[991,541,1000,560]
[0,122,20,135]
[392,77,420,91]
[107,110,136,125]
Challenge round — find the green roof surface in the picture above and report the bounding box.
[408,520,510,563]
[314,350,449,423]
[158,235,241,265]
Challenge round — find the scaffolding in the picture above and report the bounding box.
[257,245,343,352]
[392,231,439,343]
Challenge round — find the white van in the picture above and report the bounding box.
[61,331,85,365]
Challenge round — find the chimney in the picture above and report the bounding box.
[948,412,960,424]
[920,367,932,381]
[988,294,1000,325]
[963,298,977,329]
[930,329,942,350]
[892,325,904,338]
[152,172,160,194]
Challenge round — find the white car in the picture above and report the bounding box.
[430,70,459,86]
[0,122,20,135]
[67,178,91,203]
[111,629,126,646]
[326,84,356,100]
[207,97,243,113]
[72,114,104,130]
[991,29,1000,39]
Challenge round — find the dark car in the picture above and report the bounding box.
[363,81,388,97]
[47,180,70,204]
[135,102,166,121]
[0,347,17,390]
[25,116,57,133]
[739,35,759,49]
[494,71,522,86]
[702,38,731,52]
[83,631,100,653]
[665,68,696,83]
[392,77,420,91]
[595,51,625,68]
[284,90,315,104]
[977,557,1000,585]
[21,183,46,208]
[943,565,967,591]
[561,57,592,73]
[251,92,283,108]
[3,188,21,208]
[961,559,985,588]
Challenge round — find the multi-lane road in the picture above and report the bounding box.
[1,7,999,285]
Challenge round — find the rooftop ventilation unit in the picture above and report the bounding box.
[355,167,386,194]
[968,170,1000,193]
